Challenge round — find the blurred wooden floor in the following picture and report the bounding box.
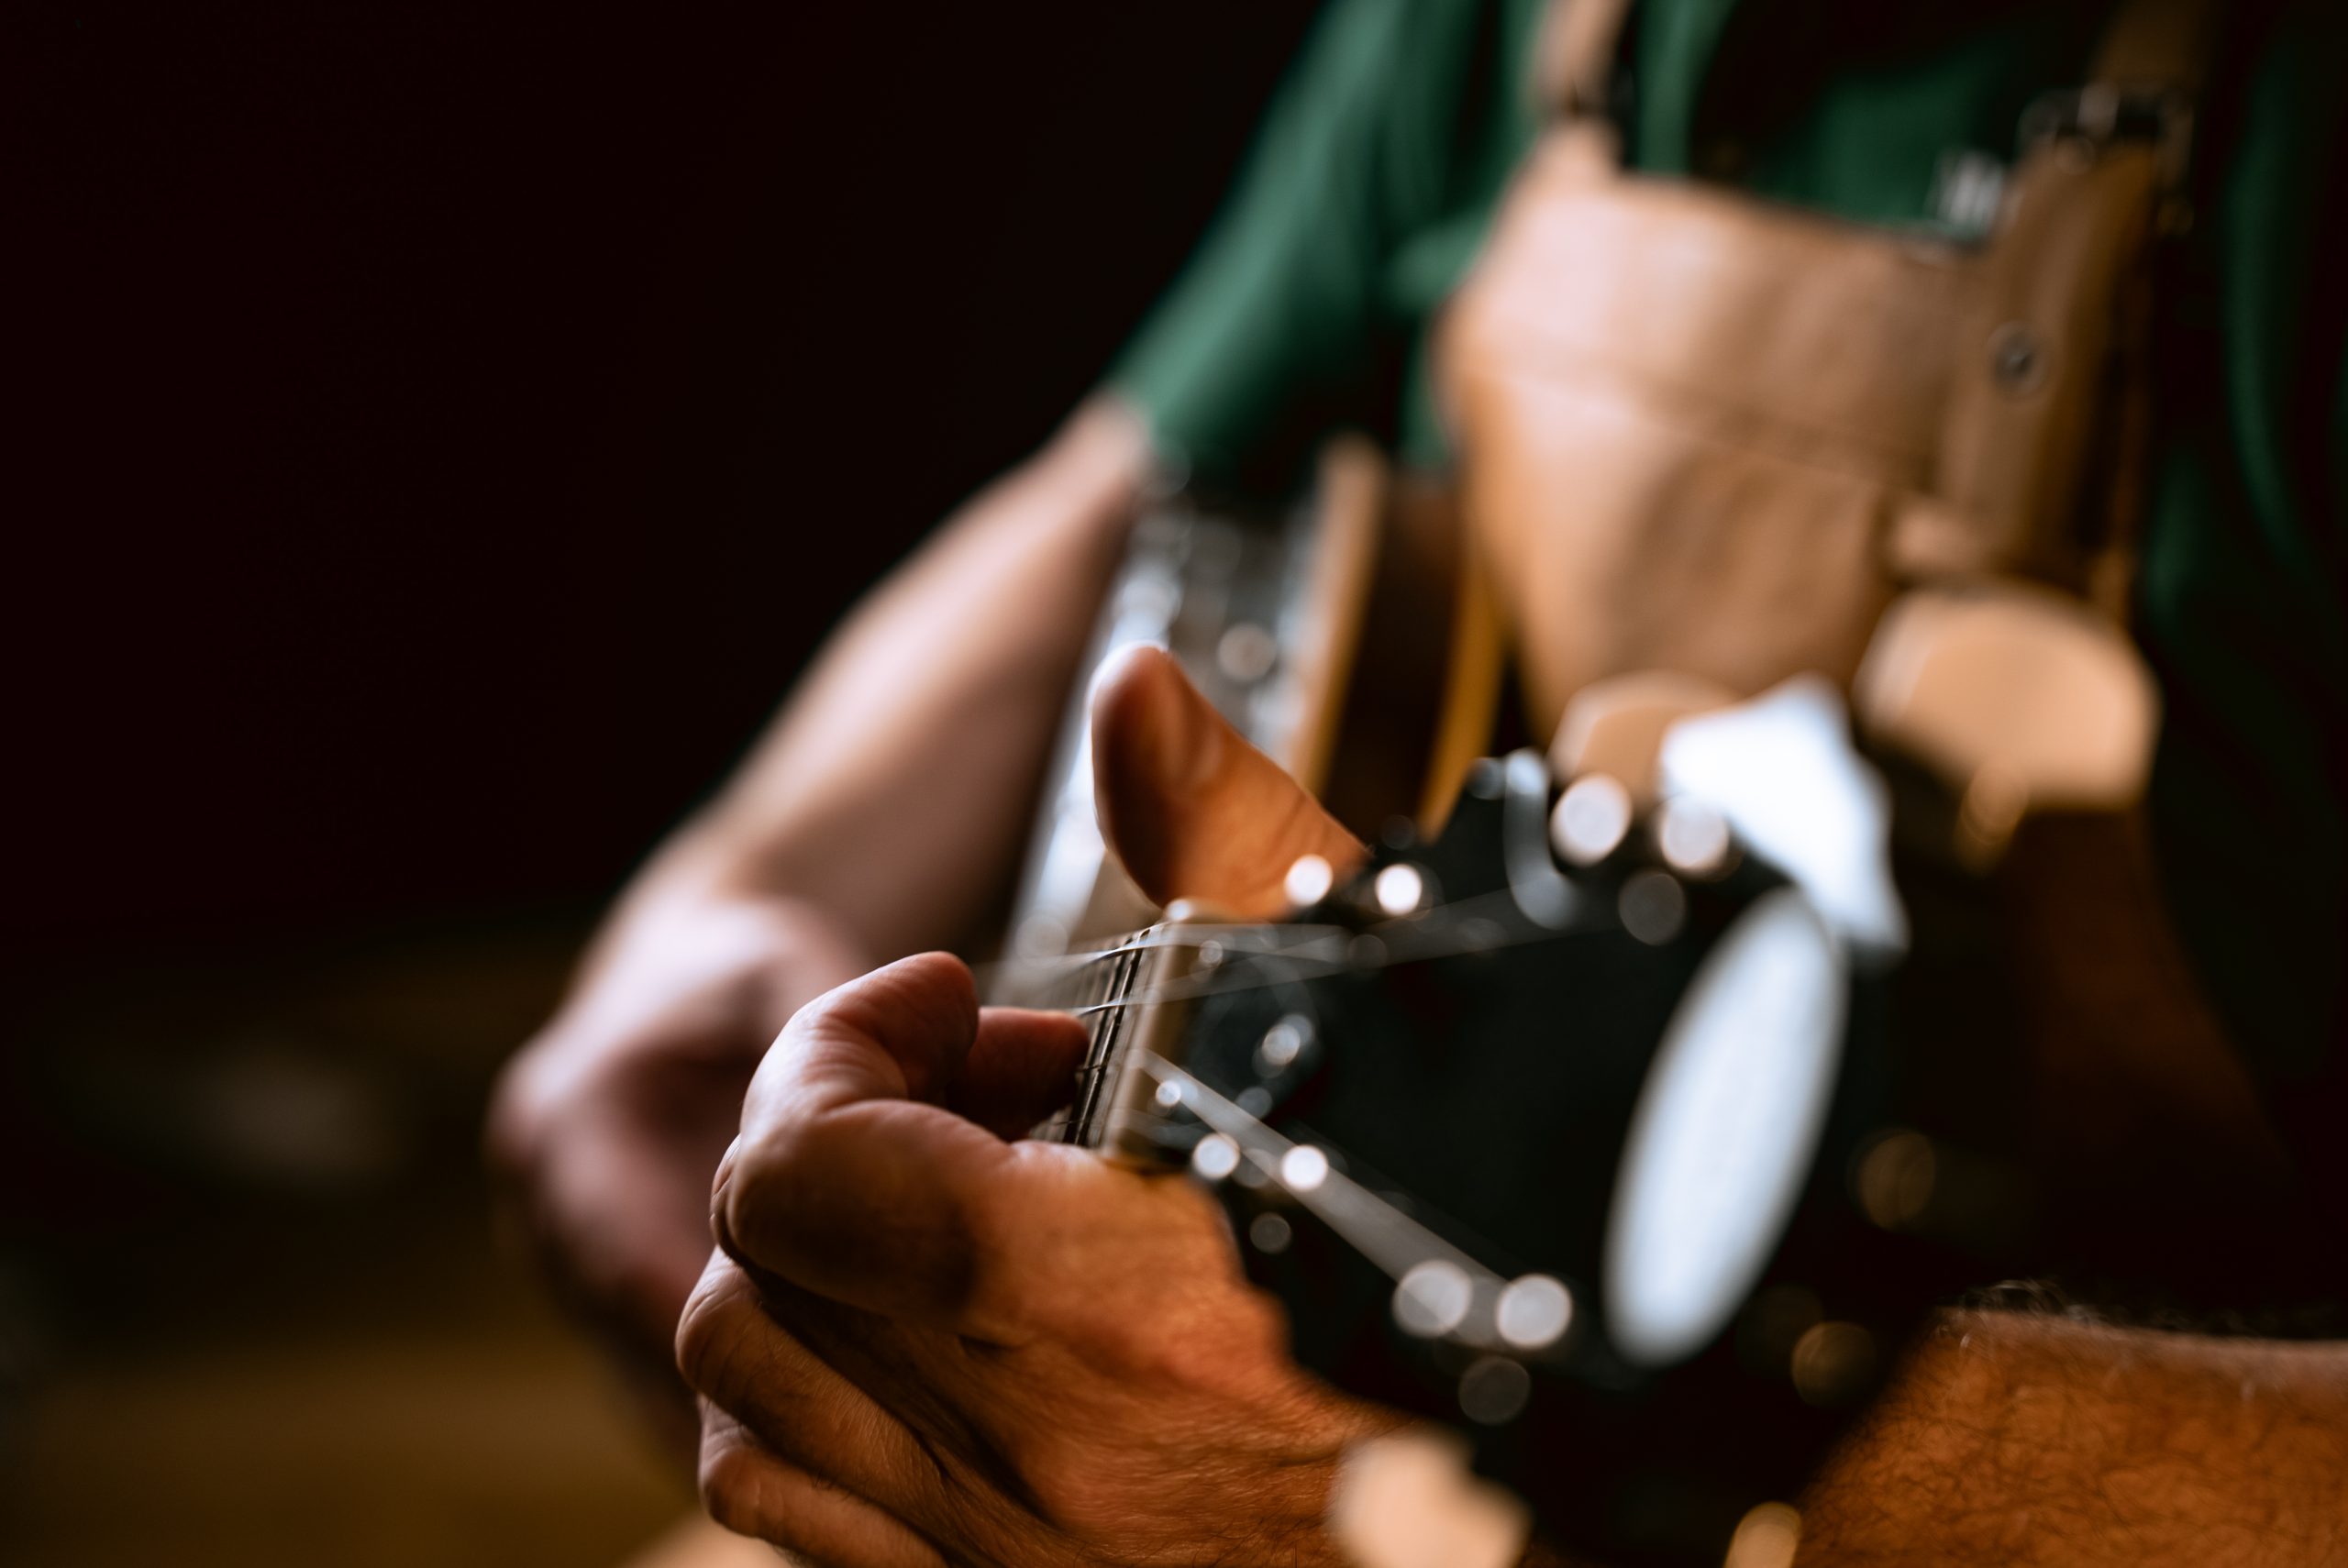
[0,921,701,1567]
[7,1307,690,1568]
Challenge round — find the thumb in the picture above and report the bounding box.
[1091,644,1365,919]
[717,951,1158,1341]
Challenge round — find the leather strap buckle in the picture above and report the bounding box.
[2025,85,2193,187]
[2020,84,2196,231]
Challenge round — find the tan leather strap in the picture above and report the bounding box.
[1536,0,2219,127]
[2094,0,2222,93]
[1910,0,2221,615]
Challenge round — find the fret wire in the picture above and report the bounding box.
[1088,939,1146,1144]
[1064,931,1142,1145]
[1071,948,1121,1141]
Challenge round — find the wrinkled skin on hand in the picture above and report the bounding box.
[680,646,1406,1566]
[682,953,1405,1566]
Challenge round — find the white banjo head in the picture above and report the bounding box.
[1604,888,1847,1367]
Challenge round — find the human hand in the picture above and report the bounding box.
[680,948,1403,1567]
[680,645,1403,1564]
[490,881,870,1451]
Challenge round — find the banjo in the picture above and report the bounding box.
[1000,722,2029,1566]
[980,473,2145,1561]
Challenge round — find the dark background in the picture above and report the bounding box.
[5,5,1321,1562]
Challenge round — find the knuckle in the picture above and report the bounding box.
[1017,1434,1135,1542]
[715,1126,813,1264]
[727,1092,838,1198]
[696,1421,855,1566]
[673,1260,758,1394]
[697,1437,766,1539]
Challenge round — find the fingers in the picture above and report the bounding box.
[679,1253,947,1524]
[1090,643,1365,918]
[950,1007,1091,1138]
[718,953,1129,1341]
[761,948,985,1110]
[698,1406,948,1568]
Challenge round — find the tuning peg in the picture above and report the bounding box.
[1853,583,2158,865]
[1549,670,1736,802]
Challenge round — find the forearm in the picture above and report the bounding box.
[606,396,1153,965]
[1800,1309,2348,1565]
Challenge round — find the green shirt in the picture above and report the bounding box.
[1111,0,2345,1103]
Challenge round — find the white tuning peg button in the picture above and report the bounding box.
[1283,853,1335,906]
[1331,1430,1532,1568]
[1551,773,1632,865]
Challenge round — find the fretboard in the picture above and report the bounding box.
[1032,923,1169,1151]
